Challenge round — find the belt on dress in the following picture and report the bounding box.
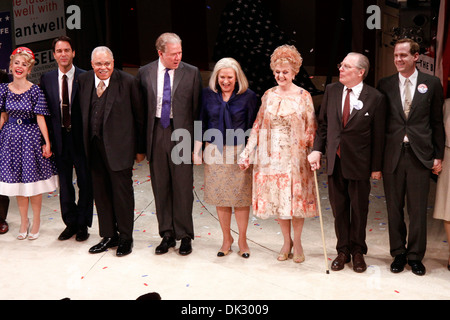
[8,117,37,125]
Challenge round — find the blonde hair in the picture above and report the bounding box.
[270,45,303,75]
[10,51,35,70]
[209,57,249,95]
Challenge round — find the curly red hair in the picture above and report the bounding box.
[270,45,303,75]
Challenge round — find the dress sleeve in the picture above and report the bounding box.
[239,90,268,163]
[303,90,317,149]
[31,85,51,116]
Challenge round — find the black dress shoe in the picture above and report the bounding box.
[409,260,426,276]
[76,228,90,242]
[0,220,9,234]
[116,239,133,257]
[390,253,407,273]
[58,226,77,240]
[155,236,176,255]
[179,237,192,256]
[89,237,119,254]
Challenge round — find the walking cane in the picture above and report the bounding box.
[314,169,330,274]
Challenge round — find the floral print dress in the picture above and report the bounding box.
[240,86,318,219]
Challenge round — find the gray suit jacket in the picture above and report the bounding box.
[136,60,202,158]
[377,70,445,173]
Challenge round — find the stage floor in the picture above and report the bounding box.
[0,161,449,301]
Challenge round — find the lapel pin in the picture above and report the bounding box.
[417,84,428,94]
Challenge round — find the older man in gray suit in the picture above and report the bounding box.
[137,33,202,256]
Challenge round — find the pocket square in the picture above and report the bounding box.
[364,112,370,116]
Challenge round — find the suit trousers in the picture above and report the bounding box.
[383,143,430,261]
[90,137,134,240]
[56,129,93,229]
[150,119,194,240]
[328,156,371,256]
[0,195,9,221]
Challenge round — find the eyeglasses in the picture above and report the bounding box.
[93,62,113,68]
[337,63,357,70]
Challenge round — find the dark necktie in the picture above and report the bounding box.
[62,74,71,129]
[161,68,171,129]
[342,88,352,127]
[337,88,352,158]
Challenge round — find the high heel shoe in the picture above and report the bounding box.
[28,232,40,240]
[238,251,250,259]
[17,221,30,240]
[217,249,232,257]
[277,243,293,261]
[28,224,40,240]
[293,253,305,263]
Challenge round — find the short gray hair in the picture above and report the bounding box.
[91,46,114,61]
[347,52,370,79]
[155,33,182,52]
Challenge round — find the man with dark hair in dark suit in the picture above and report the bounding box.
[378,38,445,276]
[0,69,10,234]
[309,52,386,273]
[40,36,93,242]
[78,46,145,257]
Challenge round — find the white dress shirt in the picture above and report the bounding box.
[94,74,110,91]
[342,81,364,114]
[399,69,418,142]
[156,59,174,118]
[399,68,418,109]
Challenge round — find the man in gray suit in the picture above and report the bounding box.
[378,38,445,276]
[137,33,202,256]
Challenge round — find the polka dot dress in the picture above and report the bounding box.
[0,83,58,197]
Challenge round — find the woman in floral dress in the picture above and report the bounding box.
[240,45,318,262]
[0,47,58,240]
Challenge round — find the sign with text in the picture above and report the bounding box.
[13,0,66,45]
[29,49,57,84]
[0,11,13,73]
[417,54,435,76]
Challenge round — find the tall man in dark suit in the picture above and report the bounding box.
[308,52,386,273]
[378,39,445,276]
[78,46,145,257]
[0,70,10,234]
[137,33,202,256]
[40,36,93,242]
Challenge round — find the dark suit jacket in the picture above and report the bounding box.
[136,60,202,158]
[378,70,445,173]
[314,81,386,180]
[40,66,85,156]
[0,70,9,83]
[78,69,145,171]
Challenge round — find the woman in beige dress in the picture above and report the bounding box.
[239,45,318,263]
[433,98,450,270]
[193,58,258,258]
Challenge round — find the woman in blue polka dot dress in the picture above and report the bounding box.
[0,47,58,240]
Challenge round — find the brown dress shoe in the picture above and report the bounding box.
[0,220,8,234]
[331,252,350,271]
[352,253,367,273]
